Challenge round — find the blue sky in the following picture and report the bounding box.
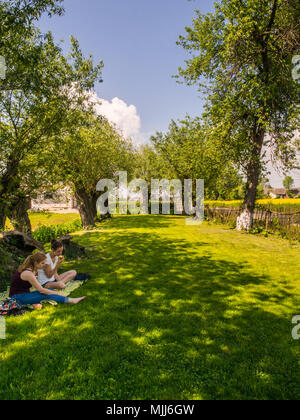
[39,0,210,139]
[38,0,299,187]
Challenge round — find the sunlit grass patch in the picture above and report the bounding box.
[5,212,80,231]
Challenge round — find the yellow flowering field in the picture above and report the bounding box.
[205,199,300,212]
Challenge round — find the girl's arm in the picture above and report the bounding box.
[44,263,59,279]
[44,257,64,278]
[21,272,62,296]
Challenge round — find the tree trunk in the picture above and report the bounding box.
[0,155,19,197]
[0,204,7,231]
[9,196,32,235]
[237,125,265,232]
[75,188,98,228]
[0,155,20,231]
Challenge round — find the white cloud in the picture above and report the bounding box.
[89,94,148,145]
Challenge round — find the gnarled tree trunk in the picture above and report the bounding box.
[75,188,98,228]
[9,196,32,235]
[237,125,265,232]
[0,155,20,231]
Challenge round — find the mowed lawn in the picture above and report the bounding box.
[0,215,299,400]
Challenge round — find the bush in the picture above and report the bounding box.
[33,219,82,244]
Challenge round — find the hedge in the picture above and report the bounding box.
[32,219,82,244]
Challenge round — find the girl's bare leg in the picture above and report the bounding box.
[45,281,66,290]
[59,270,77,285]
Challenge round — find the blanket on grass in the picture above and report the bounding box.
[0,280,85,310]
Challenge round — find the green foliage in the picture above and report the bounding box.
[210,166,244,200]
[283,176,294,190]
[229,184,247,200]
[41,112,135,227]
[56,116,133,194]
[133,145,177,185]
[0,1,64,92]
[33,219,82,244]
[287,190,295,198]
[0,28,69,208]
[0,1,104,230]
[248,226,269,237]
[150,116,243,200]
[256,183,265,200]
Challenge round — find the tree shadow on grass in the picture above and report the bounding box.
[1,216,299,400]
[106,214,183,230]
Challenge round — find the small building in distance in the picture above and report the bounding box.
[264,187,300,199]
[30,186,78,213]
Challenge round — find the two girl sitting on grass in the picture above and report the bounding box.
[9,240,86,307]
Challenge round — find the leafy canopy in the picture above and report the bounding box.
[176,0,300,173]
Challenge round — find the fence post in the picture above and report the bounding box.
[265,210,270,231]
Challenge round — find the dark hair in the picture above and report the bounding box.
[51,239,63,251]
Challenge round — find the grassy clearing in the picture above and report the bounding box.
[0,215,299,400]
[5,212,80,231]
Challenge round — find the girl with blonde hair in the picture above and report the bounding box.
[9,253,86,306]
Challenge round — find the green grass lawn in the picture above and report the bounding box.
[5,212,80,231]
[1,215,299,400]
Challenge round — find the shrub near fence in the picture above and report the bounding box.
[205,206,300,241]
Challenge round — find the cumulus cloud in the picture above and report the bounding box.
[89,94,146,145]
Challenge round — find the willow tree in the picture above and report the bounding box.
[150,116,242,200]
[0,0,64,93]
[177,0,300,230]
[0,0,64,230]
[0,0,103,232]
[42,112,135,228]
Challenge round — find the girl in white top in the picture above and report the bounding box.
[38,239,77,290]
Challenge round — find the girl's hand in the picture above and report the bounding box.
[58,256,65,265]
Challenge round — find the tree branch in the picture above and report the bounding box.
[265,0,278,43]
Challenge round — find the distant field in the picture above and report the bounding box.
[5,212,80,231]
[206,199,300,212]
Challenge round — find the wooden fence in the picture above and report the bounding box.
[205,206,300,240]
